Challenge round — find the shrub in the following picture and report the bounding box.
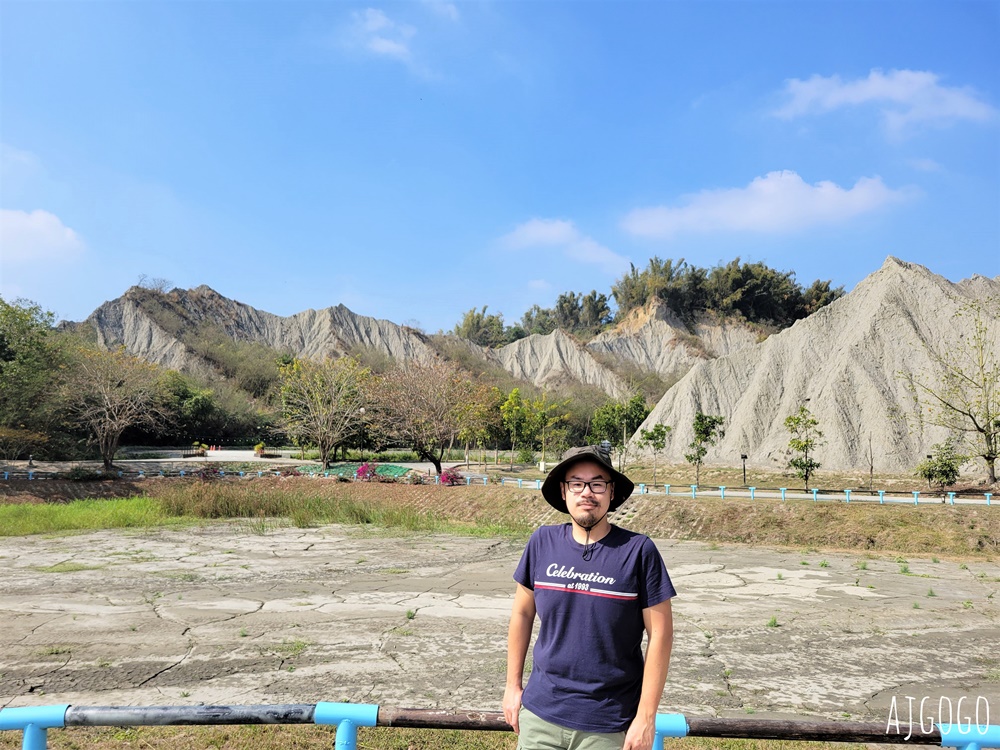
[60,467,115,482]
[915,440,963,490]
[440,468,464,486]
[356,462,379,481]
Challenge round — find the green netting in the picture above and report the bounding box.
[300,463,413,478]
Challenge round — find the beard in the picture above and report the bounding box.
[569,505,605,530]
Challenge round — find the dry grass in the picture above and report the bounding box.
[1,476,997,557]
[0,725,869,750]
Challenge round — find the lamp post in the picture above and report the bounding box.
[740,454,747,486]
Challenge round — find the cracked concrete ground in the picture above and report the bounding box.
[1,524,998,724]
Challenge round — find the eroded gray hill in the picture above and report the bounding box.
[586,298,759,383]
[634,257,1000,472]
[79,285,439,374]
[70,258,998,474]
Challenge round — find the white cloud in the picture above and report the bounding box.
[622,171,913,239]
[347,8,417,65]
[907,157,943,173]
[774,69,997,136]
[528,279,552,291]
[501,218,630,275]
[422,0,459,21]
[0,209,85,263]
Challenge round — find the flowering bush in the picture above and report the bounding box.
[439,468,464,486]
[355,462,379,481]
[404,472,425,485]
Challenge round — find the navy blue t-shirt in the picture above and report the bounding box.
[513,523,675,733]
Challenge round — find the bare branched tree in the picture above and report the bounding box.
[278,356,370,470]
[371,359,477,475]
[909,299,1000,484]
[66,348,167,469]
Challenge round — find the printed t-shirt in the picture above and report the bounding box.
[513,523,675,733]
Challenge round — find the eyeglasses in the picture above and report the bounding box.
[563,480,610,494]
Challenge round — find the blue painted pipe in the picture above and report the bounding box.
[811,489,819,502]
[912,491,920,506]
[938,721,1000,749]
[654,712,688,749]
[690,485,697,498]
[748,486,755,500]
[314,702,378,750]
[718,486,725,499]
[779,488,786,502]
[0,704,70,750]
[878,490,885,504]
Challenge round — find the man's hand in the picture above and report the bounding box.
[504,583,535,735]
[623,713,655,750]
[502,685,523,734]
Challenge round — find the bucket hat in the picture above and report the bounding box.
[540,444,635,514]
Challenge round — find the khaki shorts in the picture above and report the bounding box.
[516,706,626,750]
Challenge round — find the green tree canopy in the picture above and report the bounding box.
[612,257,843,326]
[784,405,824,489]
[279,355,370,470]
[684,412,725,485]
[589,394,651,470]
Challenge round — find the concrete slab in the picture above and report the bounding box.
[1,524,997,724]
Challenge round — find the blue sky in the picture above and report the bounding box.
[1,0,998,332]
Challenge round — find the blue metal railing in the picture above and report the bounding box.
[1,467,995,506]
[3,703,999,750]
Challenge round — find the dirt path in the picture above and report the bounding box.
[2,524,998,724]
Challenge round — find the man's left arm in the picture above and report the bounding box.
[623,599,674,750]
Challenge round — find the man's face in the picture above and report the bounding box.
[560,459,614,528]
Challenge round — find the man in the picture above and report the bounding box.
[503,444,675,750]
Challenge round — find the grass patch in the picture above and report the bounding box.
[2,479,997,560]
[0,496,185,536]
[36,561,105,573]
[0,726,872,750]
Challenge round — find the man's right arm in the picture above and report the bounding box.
[503,583,536,734]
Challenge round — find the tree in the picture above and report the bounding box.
[501,388,535,469]
[589,394,651,470]
[372,360,477,475]
[457,384,505,469]
[915,440,964,491]
[909,299,1000,484]
[453,306,507,348]
[520,305,559,336]
[0,298,68,445]
[278,355,370,470]
[785,405,823,490]
[0,427,49,463]
[684,413,725,486]
[65,347,168,469]
[637,423,671,487]
[531,391,570,468]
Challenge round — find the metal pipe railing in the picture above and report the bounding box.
[3,704,1000,750]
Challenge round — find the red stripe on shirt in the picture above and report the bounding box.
[535,582,637,600]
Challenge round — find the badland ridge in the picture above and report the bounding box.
[68,257,998,473]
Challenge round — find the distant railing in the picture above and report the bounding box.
[3,703,999,750]
[0,467,994,507]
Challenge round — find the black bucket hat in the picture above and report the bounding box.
[541,445,635,514]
